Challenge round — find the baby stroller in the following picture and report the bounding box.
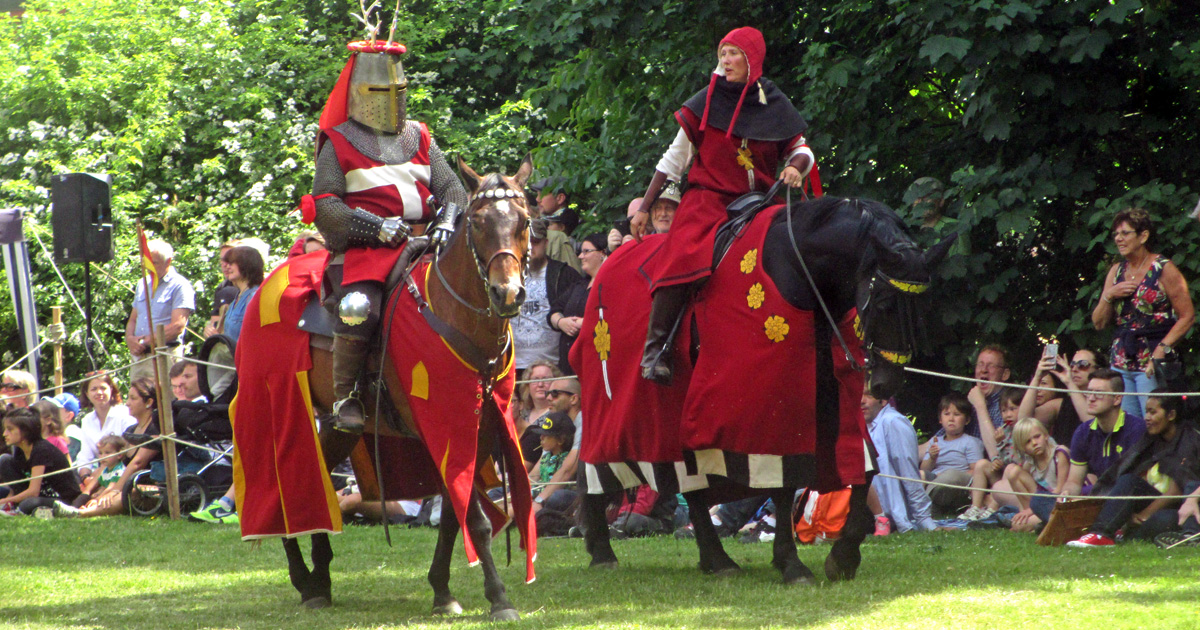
[123,335,238,516]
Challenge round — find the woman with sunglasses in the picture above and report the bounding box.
[1,370,38,409]
[74,372,136,478]
[1092,207,1194,417]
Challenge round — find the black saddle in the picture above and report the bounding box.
[712,180,786,270]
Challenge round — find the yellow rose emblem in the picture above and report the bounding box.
[853,313,864,340]
[740,249,757,274]
[593,319,611,361]
[764,315,789,343]
[747,283,765,310]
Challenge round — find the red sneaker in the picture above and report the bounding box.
[1067,533,1116,548]
[873,515,891,536]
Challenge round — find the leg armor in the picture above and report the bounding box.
[331,280,383,434]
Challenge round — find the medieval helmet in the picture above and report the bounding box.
[348,50,408,134]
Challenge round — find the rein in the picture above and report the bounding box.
[784,186,863,370]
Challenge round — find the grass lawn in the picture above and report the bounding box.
[2,516,1198,629]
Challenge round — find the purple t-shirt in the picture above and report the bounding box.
[1069,410,1146,486]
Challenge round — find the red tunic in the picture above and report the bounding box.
[321,123,434,286]
[683,208,870,491]
[648,108,803,290]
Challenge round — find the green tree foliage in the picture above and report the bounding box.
[1,0,1197,386]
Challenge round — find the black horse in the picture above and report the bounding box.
[576,195,952,583]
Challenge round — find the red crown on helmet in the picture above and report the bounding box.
[318,40,408,132]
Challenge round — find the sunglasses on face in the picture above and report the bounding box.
[546,389,573,398]
[1070,360,1094,369]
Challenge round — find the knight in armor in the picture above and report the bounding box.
[302,41,469,432]
[630,26,817,384]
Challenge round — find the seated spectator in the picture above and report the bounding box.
[1004,417,1069,528]
[1018,354,1071,441]
[549,233,608,375]
[1014,368,1147,532]
[338,475,421,524]
[1,370,37,409]
[514,361,561,472]
[46,393,81,461]
[29,399,69,456]
[609,485,677,538]
[0,407,82,515]
[963,387,1027,521]
[530,379,583,510]
[966,345,1012,455]
[528,411,578,516]
[219,245,265,342]
[1068,390,1200,546]
[864,392,936,533]
[922,346,1010,454]
[920,392,986,512]
[170,360,204,402]
[77,435,128,504]
[1056,348,1106,446]
[75,372,136,478]
[55,378,160,518]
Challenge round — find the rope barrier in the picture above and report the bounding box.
[0,356,154,404]
[873,471,1200,502]
[902,365,1200,397]
[164,352,235,372]
[0,432,172,488]
[2,337,50,375]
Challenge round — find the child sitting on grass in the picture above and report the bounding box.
[78,435,127,503]
[921,392,986,513]
[962,388,1026,521]
[1005,417,1070,530]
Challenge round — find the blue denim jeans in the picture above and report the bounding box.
[1114,366,1156,417]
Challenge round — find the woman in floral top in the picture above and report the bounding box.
[1092,208,1194,417]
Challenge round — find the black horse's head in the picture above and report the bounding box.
[853,201,954,400]
[457,155,534,318]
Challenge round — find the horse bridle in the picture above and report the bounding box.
[432,185,529,318]
[858,268,929,369]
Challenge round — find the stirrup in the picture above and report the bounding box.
[331,395,365,434]
[640,349,673,385]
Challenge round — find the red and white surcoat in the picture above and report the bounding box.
[321,122,434,285]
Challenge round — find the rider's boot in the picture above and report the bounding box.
[639,284,690,385]
[331,334,370,434]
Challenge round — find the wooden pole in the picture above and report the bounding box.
[154,324,181,520]
[51,306,63,396]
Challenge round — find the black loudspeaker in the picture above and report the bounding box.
[51,172,113,263]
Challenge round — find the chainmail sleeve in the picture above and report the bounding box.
[312,142,385,252]
[428,137,469,211]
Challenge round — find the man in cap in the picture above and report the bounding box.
[529,177,582,272]
[302,40,469,433]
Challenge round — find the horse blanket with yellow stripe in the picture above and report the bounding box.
[232,253,535,583]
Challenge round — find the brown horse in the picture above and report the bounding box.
[273,157,533,621]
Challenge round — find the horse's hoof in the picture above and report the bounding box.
[301,596,331,609]
[431,600,463,616]
[490,608,520,622]
[783,565,817,586]
[824,550,858,582]
[588,559,619,570]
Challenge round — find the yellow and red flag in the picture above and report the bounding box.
[138,224,159,295]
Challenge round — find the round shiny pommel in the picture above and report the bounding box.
[339,292,371,326]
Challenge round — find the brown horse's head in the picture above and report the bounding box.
[457,155,534,318]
